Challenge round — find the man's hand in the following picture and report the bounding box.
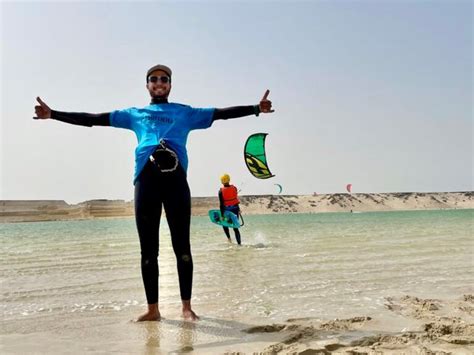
[259,90,274,114]
[34,97,52,119]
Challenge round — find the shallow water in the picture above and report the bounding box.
[1,210,473,353]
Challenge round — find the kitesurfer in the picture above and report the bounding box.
[33,64,274,322]
[218,174,242,245]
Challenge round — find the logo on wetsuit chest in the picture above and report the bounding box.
[142,113,174,128]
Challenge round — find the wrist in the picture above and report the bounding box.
[253,105,260,117]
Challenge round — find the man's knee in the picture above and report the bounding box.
[141,252,158,266]
[180,254,192,263]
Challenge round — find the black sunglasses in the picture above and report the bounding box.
[148,75,170,84]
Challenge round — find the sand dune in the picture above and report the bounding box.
[1,191,472,223]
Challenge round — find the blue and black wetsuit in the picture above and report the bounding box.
[48,99,258,304]
[218,189,242,245]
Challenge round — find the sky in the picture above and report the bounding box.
[1,0,472,203]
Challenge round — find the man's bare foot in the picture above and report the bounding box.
[136,303,161,322]
[182,309,199,321]
[136,311,161,321]
[182,300,199,321]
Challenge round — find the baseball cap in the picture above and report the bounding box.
[146,64,172,81]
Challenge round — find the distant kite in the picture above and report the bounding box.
[274,183,283,194]
[346,184,352,193]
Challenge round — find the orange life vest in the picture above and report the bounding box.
[221,185,240,206]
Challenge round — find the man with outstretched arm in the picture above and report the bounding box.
[34,64,274,321]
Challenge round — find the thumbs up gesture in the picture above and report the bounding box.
[259,90,274,114]
[34,97,52,119]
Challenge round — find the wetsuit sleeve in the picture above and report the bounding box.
[51,110,111,127]
[213,105,260,121]
[219,190,225,214]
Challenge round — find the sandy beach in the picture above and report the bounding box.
[4,292,472,354]
[238,294,474,354]
[1,191,472,223]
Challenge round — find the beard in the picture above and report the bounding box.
[148,86,170,99]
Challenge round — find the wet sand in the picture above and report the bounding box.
[238,294,474,354]
[3,295,471,354]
